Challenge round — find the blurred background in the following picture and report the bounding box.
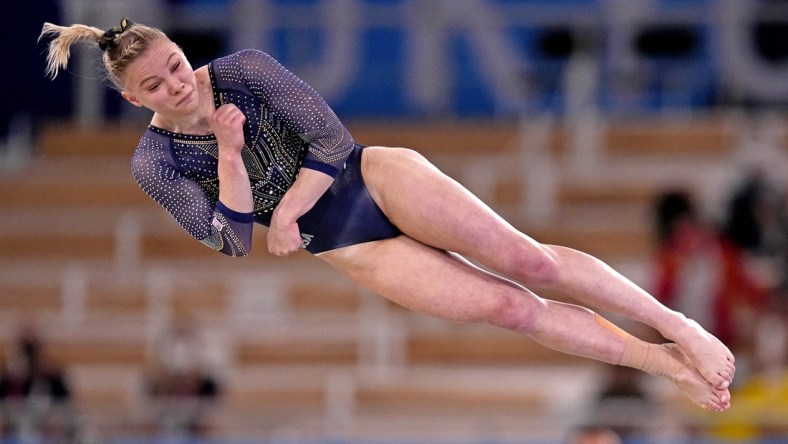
[2,0,788,442]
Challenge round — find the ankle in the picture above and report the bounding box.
[620,338,687,382]
[656,311,689,341]
[619,335,649,369]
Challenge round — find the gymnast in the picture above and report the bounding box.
[39,19,734,411]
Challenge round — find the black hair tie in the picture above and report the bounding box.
[99,18,134,51]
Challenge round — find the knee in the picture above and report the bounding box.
[486,289,545,333]
[505,244,560,287]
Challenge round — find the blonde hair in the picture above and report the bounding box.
[39,19,169,90]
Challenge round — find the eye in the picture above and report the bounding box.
[172,61,181,72]
[147,82,161,92]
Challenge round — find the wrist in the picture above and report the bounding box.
[218,148,243,164]
[272,202,298,228]
[218,151,247,176]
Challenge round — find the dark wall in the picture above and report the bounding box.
[1,3,71,139]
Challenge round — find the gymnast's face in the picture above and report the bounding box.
[120,39,199,116]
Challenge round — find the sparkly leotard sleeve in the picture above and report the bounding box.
[130,49,356,257]
[221,49,354,177]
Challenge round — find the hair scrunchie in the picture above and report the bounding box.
[99,18,133,51]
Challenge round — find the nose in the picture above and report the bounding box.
[169,80,184,95]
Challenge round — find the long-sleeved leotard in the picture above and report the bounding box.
[131,49,399,256]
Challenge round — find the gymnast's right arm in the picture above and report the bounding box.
[131,133,254,257]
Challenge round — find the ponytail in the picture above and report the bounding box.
[39,23,104,80]
[38,19,169,90]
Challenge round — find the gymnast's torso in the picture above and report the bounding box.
[131,49,400,256]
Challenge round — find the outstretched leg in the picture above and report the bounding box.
[359,146,735,390]
[319,236,730,411]
[532,245,736,391]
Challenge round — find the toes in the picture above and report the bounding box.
[705,400,726,412]
[718,367,735,388]
[713,388,731,411]
[676,320,737,389]
[715,400,731,412]
[704,372,728,389]
[704,364,736,389]
[703,401,720,412]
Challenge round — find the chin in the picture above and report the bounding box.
[177,99,198,113]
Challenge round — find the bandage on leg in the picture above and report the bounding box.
[620,337,730,411]
[593,313,630,340]
[593,314,689,382]
[619,335,689,382]
[593,315,727,410]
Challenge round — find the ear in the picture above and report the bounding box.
[121,90,143,107]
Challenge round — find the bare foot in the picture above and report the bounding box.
[659,343,731,412]
[620,337,731,412]
[662,317,735,389]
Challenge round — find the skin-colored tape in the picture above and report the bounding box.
[594,313,630,340]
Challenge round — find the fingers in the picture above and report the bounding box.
[212,103,246,125]
[211,104,246,151]
[268,241,299,257]
[270,247,298,257]
[266,224,303,257]
[212,107,246,134]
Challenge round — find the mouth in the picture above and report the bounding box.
[176,90,193,107]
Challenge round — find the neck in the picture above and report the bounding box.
[159,112,213,135]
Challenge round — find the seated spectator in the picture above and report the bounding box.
[0,321,76,441]
[143,321,221,437]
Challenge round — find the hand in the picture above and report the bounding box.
[210,104,246,154]
[267,212,303,257]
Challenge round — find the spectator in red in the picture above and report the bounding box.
[652,190,766,353]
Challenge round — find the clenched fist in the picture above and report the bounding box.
[211,103,246,154]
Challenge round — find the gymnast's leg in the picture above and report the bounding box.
[359,146,735,390]
[318,235,730,411]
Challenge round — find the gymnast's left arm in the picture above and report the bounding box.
[235,49,355,255]
[236,49,355,177]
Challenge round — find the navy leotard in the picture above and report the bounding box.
[131,49,400,256]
